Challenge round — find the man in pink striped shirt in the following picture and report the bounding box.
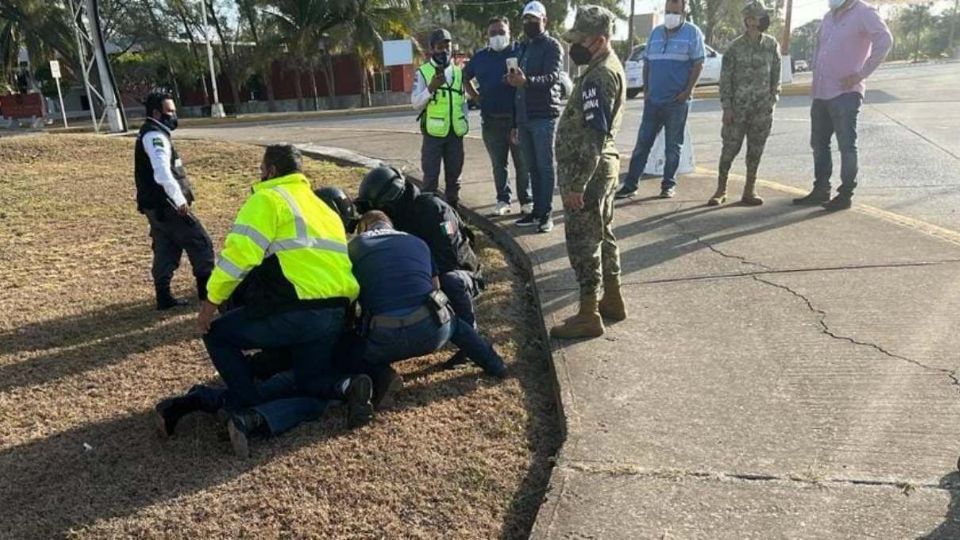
[792,0,892,210]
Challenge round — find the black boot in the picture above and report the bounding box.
[344,375,374,428]
[792,189,831,206]
[823,193,853,211]
[155,394,203,438]
[227,409,268,458]
[156,286,188,311]
[372,366,402,410]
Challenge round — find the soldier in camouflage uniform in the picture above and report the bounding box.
[708,0,782,206]
[550,5,627,340]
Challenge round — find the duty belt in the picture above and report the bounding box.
[369,304,434,329]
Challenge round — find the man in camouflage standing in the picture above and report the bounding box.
[708,1,781,206]
[550,5,626,340]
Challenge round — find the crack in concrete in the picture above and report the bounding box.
[560,460,956,493]
[660,205,960,395]
[753,274,960,394]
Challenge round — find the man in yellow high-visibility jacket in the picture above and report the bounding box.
[413,28,470,209]
[157,145,372,457]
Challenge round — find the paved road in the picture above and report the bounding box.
[182,62,959,233]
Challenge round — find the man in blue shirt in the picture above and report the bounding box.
[616,0,704,199]
[465,16,532,217]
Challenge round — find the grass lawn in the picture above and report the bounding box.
[0,134,560,539]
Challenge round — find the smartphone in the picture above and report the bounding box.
[506,57,518,73]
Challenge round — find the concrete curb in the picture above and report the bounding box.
[295,143,569,537]
[45,105,411,134]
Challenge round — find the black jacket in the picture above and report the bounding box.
[133,121,194,212]
[515,31,563,122]
[390,182,480,277]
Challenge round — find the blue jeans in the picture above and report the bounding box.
[811,92,862,196]
[202,306,346,411]
[518,118,557,218]
[347,308,504,375]
[623,100,691,190]
[189,372,330,437]
[440,270,479,328]
[482,116,531,205]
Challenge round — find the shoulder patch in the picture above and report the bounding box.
[151,136,165,149]
[581,78,612,135]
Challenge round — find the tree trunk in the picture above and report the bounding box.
[321,54,338,109]
[293,65,305,111]
[309,67,321,111]
[263,67,276,112]
[357,54,370,107]
[172,1,210,103]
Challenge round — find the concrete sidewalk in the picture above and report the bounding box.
[180,126,960,538]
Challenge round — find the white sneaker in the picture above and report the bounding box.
[520,203,534,215]
[488,201,511,216]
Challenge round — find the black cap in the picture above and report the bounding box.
[430,28,452,46]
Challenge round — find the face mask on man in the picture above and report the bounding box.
[523,21,543,39]
[664,13,683,29]
[489,35,510,51]
[828,0,845,9]
[570,38,599,66]
[432,51,450,68]
[160,113,178,131]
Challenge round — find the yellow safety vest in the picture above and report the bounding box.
[419,62,469,138]
[207,172,360,306]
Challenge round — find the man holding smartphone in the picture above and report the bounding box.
[464,17,532,217]
[412,28,469,209]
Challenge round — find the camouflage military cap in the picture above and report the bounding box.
[561,5,615,43]
[741,1,770,18]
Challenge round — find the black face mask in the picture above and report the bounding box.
[523,21,543,39]
[570,43,593,66]
[160,113,178,131]
[432,51,450,68]
[758,15,771,32]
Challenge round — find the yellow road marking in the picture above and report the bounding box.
[695,166,960,247]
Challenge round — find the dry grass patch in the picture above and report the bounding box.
[0,134,560,539]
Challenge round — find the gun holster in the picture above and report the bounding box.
[427,289,452,326]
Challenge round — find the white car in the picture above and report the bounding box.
[624,44,723,99]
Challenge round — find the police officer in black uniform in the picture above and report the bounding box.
[134,92,215,310]
[356,167,484,368]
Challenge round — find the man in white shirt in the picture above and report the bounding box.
[134,92,215,310]
[412,29,470,209]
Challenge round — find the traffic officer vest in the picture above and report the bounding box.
[134,120,194,212]
[418,62,469,138]
[206,172,360,314]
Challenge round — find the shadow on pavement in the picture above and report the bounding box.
[918,472,960,540]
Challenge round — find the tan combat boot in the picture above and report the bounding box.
[598,276,627,321]
[741,177,764,206]
[707,177,728,206]
[550,293,605,339]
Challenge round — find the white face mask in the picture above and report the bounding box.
[828,0,845,9]
[664,13,683,29]
[489,35,510,51]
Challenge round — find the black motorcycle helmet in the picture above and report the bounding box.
[356,166,406,214]
[315,186,359,233]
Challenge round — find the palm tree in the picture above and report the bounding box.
[0,0,75,86]
[340,0,419,107]
[266,0,348,111]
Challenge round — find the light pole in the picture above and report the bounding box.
[948,0,959,57]
[200,0,225,117]
[628,0,636,50]
[780,0,795,83]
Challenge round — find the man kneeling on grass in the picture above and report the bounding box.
[336,210,507,411]
[155,145,375,457]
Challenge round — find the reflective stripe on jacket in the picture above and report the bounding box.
[207,172,360,307]
[418,62,469,138]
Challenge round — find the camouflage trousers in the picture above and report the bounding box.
[563,155,622,296]
[718,108,774,181]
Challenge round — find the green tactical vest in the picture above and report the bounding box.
[418,62,469,138]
